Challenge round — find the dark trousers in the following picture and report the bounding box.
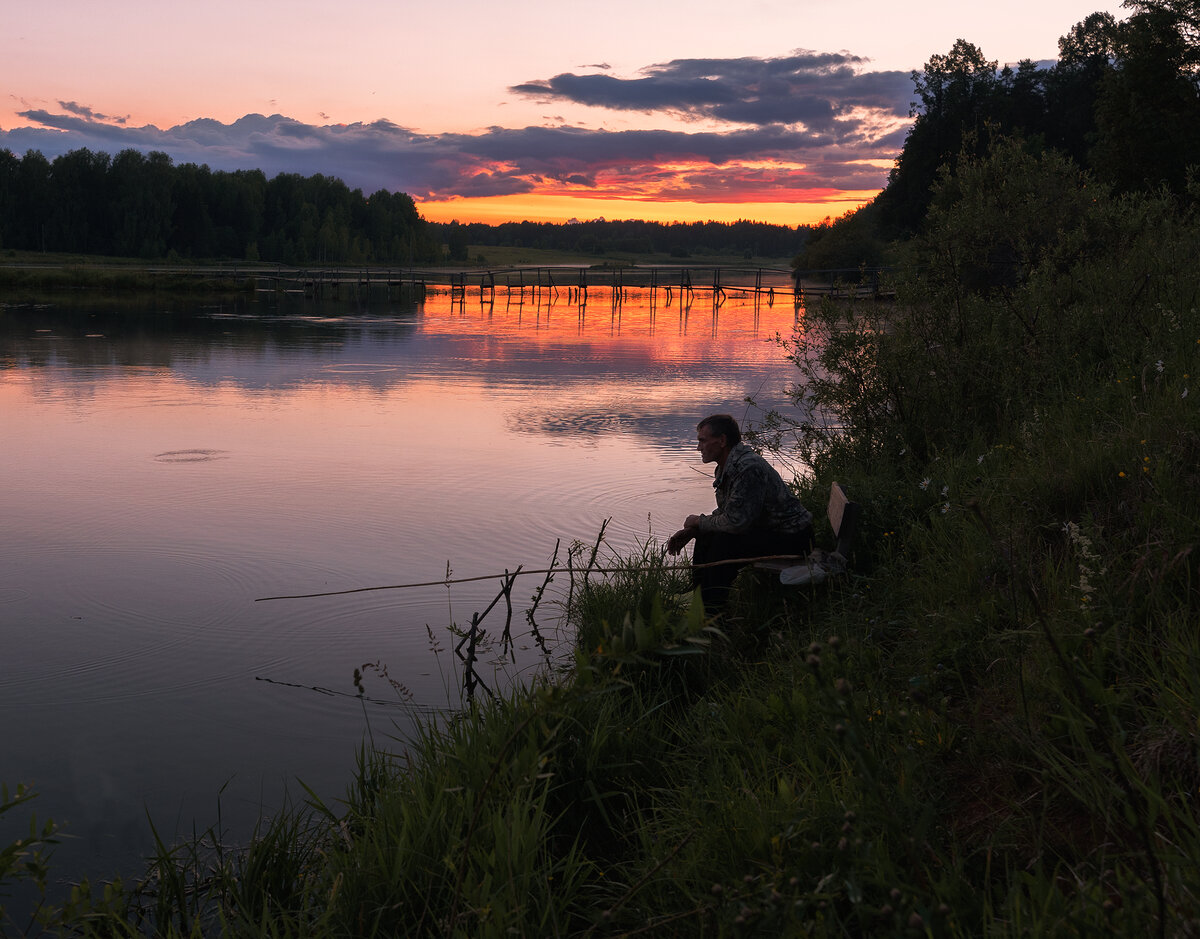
[691,526,814,611]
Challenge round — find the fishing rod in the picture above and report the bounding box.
[254,554,809,602]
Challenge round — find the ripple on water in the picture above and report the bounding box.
[318,363,402,375]
[153,449,229,463]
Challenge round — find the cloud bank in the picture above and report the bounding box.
[1,51,912,210]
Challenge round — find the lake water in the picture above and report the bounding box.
[0,285,805,906]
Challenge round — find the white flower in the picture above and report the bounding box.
[977,454,985,464]
[941,502,950,514]
[1184,387,1190,399]
[920,477,931,491]
[1155,359,1165,373]
[941,485,949,497]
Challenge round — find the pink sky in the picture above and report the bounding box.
[3,0,1127,226]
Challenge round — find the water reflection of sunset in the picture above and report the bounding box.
[419,290,803,362]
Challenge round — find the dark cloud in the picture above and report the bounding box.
[2,50,911,208]
[58,100,129,124]
[512,49,911,134]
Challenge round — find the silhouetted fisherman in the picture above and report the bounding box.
[666,414,813,610]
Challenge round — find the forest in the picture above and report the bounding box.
[0,152,443,265]
[798,0,1200,271]
[431,217,810,261]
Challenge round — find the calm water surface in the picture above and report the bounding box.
[0,287,806,900]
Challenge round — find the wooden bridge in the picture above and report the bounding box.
[252,263,891,305]
[12,260,891,304]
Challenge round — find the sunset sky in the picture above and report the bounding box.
[3,0,1127,226]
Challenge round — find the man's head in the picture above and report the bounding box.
[696,414,740,464]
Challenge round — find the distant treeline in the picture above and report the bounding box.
[0,144,810,266]
[0,148,442,264]
[429,218,810,262]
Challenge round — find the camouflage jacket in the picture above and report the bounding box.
[696,443,812,536]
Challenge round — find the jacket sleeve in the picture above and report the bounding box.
[696,464,768,534]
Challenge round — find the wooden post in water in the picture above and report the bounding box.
[712,267,726,306]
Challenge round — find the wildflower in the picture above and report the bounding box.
[1119,471,1126,477]
[940,485,948,497]
[1184,387,1189,399]
[977,454,984,464]
[920,477,931,490]
[1156,359,1164,373]
[941,502,949,514]
[1065,521,1106,610]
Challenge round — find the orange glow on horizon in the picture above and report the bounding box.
[416,191,880,228]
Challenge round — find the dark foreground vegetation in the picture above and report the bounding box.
[4,2,1200,935]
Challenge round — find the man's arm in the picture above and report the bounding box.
[695,465,767,534]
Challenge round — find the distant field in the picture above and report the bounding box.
[0,246,799,271]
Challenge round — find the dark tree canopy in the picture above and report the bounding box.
[1091,4,1200,192]
[0,148,440,264]
[844,4,1200,245]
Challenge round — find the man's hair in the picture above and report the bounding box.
[697,413,741,447]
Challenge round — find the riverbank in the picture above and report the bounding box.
[5,142,1200,936]
[0,251,799,306]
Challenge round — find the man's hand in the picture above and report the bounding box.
[667,517,703,556]
[666,528,693,556]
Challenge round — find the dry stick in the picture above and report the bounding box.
[255,555,808,602]
[461,612,484,700]
[525,539,560,656]
[454,568,522,699]
[584,519,609,578]
[499,569,517,661]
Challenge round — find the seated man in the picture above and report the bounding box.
[666,414,813,610]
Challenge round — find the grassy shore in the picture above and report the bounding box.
[4,139,1200,936]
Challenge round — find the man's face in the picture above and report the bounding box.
[696,427,727,464]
